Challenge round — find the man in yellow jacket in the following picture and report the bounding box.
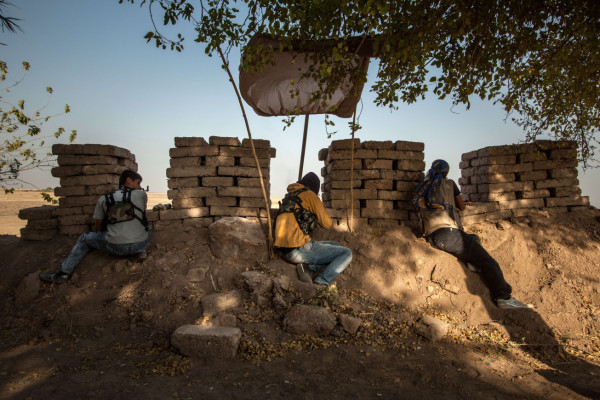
[274,172,352,286]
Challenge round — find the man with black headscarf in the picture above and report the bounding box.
[274,172,352,286]
[412,160,530,309]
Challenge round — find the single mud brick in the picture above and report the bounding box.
[517,170,547,181]
[394,140,424,152]
[532,159,578,170]
[182,218,214,228]
[82,205,96,215]
[241,138,270,149]
[548,148,577,160]
[167,187,217,200]
[546,196,589,207]
[330,188,377,200]
[209,136,241,146]
[166,167,217,178]
[394,200,414,210]
[502,198,545,209]
[330,138,361,150]
[394,181,418,192]
[145,211,159,222]
[51,166,84,177]
[59,224,90,236]
[365,199,394,209]
[117,159,138,171]
[479,181,533,193]
[53,144,132,159]
[153,219,184,230]
[59,195,99,208]
[378,150,424,161]
[239,197,267,208]
[553,186,581,197]
[327,149,378,161]
[203,196,237,207]
[460,184,478,194]
[60,174,119,187]
[81,164,129,175]
[361,208,408,219]
[461,150,479,161]
[172,198,205,209]
[218,187,263,197]
[460,202,501,216]
[160,208,210,220]
[394,159,426,172]
[548,168,578,179]
[331,170,380,180]
[318,148,329,161]
[478,143,535,157]
[363,179,393,190]
[171,325,242,359]
[363,159,393,170]
[57,155,120,166]
[459,160,470,169]
[169,146,219,158]
[470,155,517,167]
[541,206,569,213]
[52,206,83,217]
[327,159,362,171]
[477,192,517,201]
[52,143,84,155]
[535,140,577,151]
[535,178,579,189]
[362,140,393,150]
[239,157,270,168]
[175,137,208,147]
[54,186,85,196]
[170,157,202,168]
[470,173,515,184]
[219,147,273,159]
[58,214,93,225]
[330,199,361,209]
[461,167,477,178]
[204,155,236,167]
[201,177,234,187]
[17,205,56,220]
[518,151,547,163]
[237,177,269,187]
[325,180,362,190]
[378,191,412,201]
[479,163,534,174]
[380,170,424,181]
[458,177,470,186]
[86,184,118,195]
[218,166,268,178]
[209,206,266,217]
[24,218,58,230]
[520,189,551,199]
[20,228,58,241]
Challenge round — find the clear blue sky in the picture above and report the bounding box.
[2,0,597,207]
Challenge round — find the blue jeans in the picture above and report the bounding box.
[61,230,152,275]
[283,241,352,285]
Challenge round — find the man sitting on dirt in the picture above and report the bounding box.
[274,172,352,287]
[39,170,152,284]
[412,160,530,309]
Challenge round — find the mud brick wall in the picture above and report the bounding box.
[51,144,138,236]
[150,136,275,230]
[318,139,425,228]
[459,140,588,224]
[18,205,59,240]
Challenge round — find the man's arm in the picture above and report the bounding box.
[455,195,466,211]
[93,219,103,232]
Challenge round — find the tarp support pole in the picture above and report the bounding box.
[298,114,310,181]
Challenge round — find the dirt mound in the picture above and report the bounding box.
[1,209,600,399]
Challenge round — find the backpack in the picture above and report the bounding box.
[276,187,318,235]
[104,188,149,231]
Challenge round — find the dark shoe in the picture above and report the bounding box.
[496,296,533,309]
[39,271,70,284]
[129,250,148,262]
[296,263,313,283]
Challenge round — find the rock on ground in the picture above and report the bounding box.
[339,314,363,334]
[284,305,336,336]
[171,325,242,359]
[415,315,450,342]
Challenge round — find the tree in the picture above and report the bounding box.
[0,0,22,45]
[121,0,600,164]
[1,60,77,195]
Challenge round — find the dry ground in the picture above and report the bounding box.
[1,191,600,399]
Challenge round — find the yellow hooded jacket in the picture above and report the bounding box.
[274,183,332,248]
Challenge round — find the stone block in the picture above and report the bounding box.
[172,198,204,209]
[395,159,426,172]
[58,195,101,208]
[479,163,533,174]
[518,152,547,163]
[470,155,516,167]
[182,218,214,228]
[553,187,581,197]
[153,219,184,230]
[533,159,578,170]
[377,150,424,161]
[18,205,57,220]
[328,188,377,200]
[380,170,423,181]
[60,174,119,187]
[81,164,129,175]
[160,208,210,220]
[323,180,362,190]
[217,166,269,178]
[327,149,378,161]
[54,186,86,196]
[51,165,84,177]
[58,215,93,225]
[210,206,266,217]
[470,173,515,184]
[167,177,199,189]
[57,155,122,166]
[330,138,360,150]
[239,198,267,208]
[170,157,203,168]
[377,191,411,201]
[365,200,394,209]
[471,192,517,202]
[327,159,362,171]
[201,177,235,187]
[535,140,577,150]
[548,148,577,160]
[241,138,270,149]
[166,167,217,178]
[459,161,470,169]
[546,196,589,207]
[171,325,241,359]
[363,179,393,190]
[458,177,469,186]
[169,146,220,158]
[284,305,336,336]
[175,137,208,147]
[460,184,478,194]
[218,187,263,197]
[331,169,380,180]
[205,197,237,207]
[209,136,241,146]
[53,144,132,159]
[86,184,119,195]
[548,168,578,179]
[478,181,533,193]
[318,148,329,161]
[478,143,536,157]
[394,181,418,192]
[517,170,547,181]
[535,178,579,189]
[52,206,83,217]
[520,189,551,199]
[502,198,545,209]
[204,155,236,167]
[219,147,273,159]
[362,140,393,150]
[146,211,159,222]
[25,219,58,230]
[394,140,424,152]
[362,159,393,170]
[329,199,361,209]
[461,150,479,161]
[239,157,270,168]
[237,177,269,187]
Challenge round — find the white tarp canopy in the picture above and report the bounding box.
[240,35,370,118]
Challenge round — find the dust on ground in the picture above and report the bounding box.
[1,200,600,399]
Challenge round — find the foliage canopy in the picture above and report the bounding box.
[121,0,600,163]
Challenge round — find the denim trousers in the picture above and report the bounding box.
[61,230,152,275]
[428,227,512,300]
[283,240,352,285]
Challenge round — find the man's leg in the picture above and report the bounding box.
[60,232,110,275]
[428,228,512,300]
[286,241,352,285]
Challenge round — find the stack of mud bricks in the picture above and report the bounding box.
[151,136,275,230]
[318,139,425,228]
[459,140,588,224]
[18,205,59,241]
[50,144,138,236]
